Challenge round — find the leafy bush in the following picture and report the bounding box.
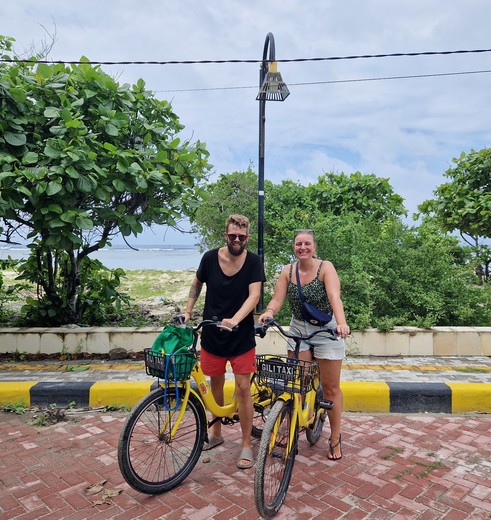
[315,216,491,329]
[17,257,133,326]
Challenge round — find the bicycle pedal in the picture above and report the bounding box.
[319,399,334,410]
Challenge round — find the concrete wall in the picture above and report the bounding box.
[1,326,490,357]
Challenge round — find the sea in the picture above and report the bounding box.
[0,245,202,271]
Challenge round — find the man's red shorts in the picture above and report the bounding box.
[200,348,256,376]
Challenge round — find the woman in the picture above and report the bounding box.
[258,229,349,461]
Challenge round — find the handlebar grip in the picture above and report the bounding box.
[173,315,186,325]
[254,324,267,338]
[218,324,239,332]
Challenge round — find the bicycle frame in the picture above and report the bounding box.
[265,371,320,457]
[157,354,270,441]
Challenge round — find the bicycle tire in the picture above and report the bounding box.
[118,386,207,494]
[305,383,326,445]
[251,374,274,438]
[254,399,297,518]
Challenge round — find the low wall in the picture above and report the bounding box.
[0,326,490,357]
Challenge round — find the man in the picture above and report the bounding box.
[183,214,265,469]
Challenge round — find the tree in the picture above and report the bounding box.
[188,169,491,327]
[417,148,491,283]
[308,171,407,220]
[190,167,258,251]
[314,216,491,328]
[0,36,210,324]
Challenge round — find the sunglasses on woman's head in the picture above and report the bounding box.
[295,229,314,235]
[227,233,248,242]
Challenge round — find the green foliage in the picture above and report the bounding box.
[0,257,20,320]
[31,403,66,426]
[0,35,211,325]
[308,171,407,219]
[418,148,491,238]
[417,147,491,282]
[1,400,28,414]
[17,255,131,326]
[315,216,491,328]
[263,180,321,273]
[190,167,258,250]
[189,168,490,328]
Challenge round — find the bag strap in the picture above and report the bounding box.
[295,262,305,303]
[163,354,180,411]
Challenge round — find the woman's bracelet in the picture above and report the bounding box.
[266,307,275,315]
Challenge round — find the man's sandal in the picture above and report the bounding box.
[327,435,343,461]
[203,436,224,451]
[236,447,254,469]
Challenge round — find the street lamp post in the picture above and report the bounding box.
[256,32,289,311]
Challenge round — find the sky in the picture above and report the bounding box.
[2,0,491,246]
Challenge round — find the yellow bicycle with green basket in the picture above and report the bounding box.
[118,317,274,494]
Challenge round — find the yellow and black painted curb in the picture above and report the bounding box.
[1,381,490,414]
[341,382,491,413]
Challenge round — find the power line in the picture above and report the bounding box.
[155,69,491,93]
[1,47,491,66]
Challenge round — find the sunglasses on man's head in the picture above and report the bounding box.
[227,233,248,242]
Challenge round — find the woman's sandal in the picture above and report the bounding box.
[327,435,342,461]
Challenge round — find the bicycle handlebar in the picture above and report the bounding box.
[173,315,239,333]
[254,317,339,345]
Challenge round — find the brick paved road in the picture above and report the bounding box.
[0,411,489,519]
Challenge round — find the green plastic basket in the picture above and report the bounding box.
[144,348,197,381]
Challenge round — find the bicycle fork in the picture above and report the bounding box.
[158,381,192,442]
[268,397,299,459]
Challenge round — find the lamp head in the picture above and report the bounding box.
[256,61,290,101]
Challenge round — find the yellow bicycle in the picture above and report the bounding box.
[118,317,273,494]
[253,318,337,518]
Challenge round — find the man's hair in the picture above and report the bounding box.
[226,214,250,232]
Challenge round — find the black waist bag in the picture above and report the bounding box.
[296,262,332,326]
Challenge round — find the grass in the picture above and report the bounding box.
[1,400,28,415]
[120,269,195,302]
[2,268,196,303]
[455,367,490,374]
[383,446,405,460]
[414,460,446,479]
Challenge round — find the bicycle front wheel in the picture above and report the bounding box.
[118,386,207,494]
[254,399,297,518]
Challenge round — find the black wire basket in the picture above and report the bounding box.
[144,348,197,381]
[255,355,319,396]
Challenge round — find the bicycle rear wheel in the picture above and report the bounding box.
[118,386,206,494]
[305,382,327,445]
[254,399,297,518]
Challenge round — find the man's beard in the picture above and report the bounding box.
[227,242,245,256]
